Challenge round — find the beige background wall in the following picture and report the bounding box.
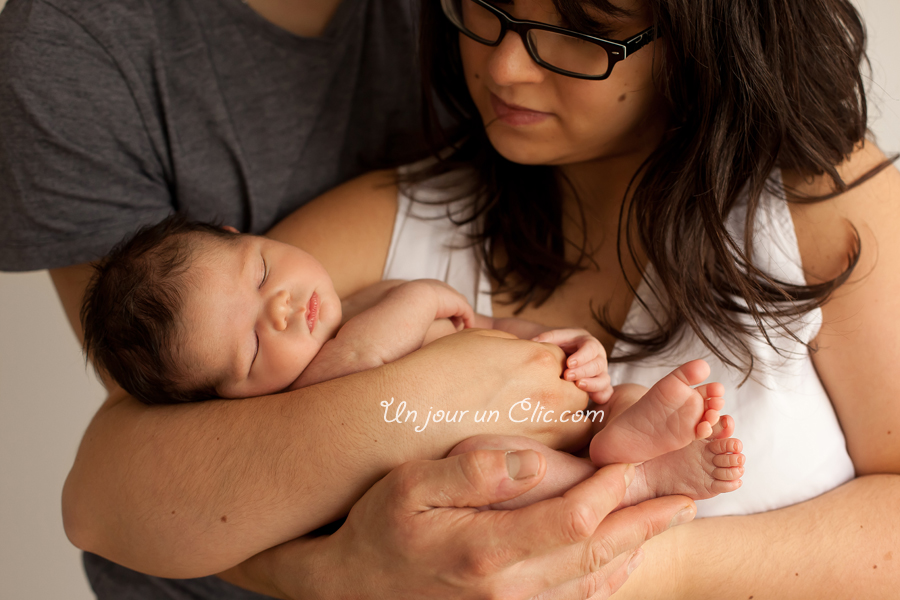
[1,0,898,598]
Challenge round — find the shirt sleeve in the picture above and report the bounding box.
[0,0,173,271]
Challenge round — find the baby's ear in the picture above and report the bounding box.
[222,225,240,234]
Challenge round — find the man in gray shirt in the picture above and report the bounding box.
[0,0,432,596]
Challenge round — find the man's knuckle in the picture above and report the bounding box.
[388,460,427,499]
[458,450,495,492]
[565,503,599,542]
[586,535,617,570]
[455,546,503,580]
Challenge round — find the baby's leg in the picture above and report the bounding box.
[449,424,744,510]
[590,360,723,466]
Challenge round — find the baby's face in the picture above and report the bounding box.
[179,235,341,398]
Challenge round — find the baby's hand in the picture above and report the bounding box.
[402,279,476,330]
[532,328,612,403]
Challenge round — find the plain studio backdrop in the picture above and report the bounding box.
[1,1,898,598]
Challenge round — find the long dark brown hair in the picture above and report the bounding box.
[409,0,896,374]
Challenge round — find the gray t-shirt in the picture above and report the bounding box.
[0,0,431,271]
[0,0,430,597]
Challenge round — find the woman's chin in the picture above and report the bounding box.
[486,133,558,166]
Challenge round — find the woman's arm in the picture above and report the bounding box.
[602,143,900,598]
[614,474,900,598]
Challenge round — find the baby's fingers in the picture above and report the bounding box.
[573,373,611,396]
[564,357,607,382]
[532,328,591,353]
[590,386,615,404]
[566,338,606,371]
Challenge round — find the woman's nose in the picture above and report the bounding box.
[487,31,545,86]
[265,290,291,332]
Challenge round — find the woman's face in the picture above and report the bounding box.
[459,0,668,166]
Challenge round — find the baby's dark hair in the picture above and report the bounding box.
[81,214,241,405]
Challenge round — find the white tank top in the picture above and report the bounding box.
[384,167,855,517]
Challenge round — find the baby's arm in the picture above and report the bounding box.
[293,279,475,387]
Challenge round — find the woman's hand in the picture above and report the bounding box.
[401,327,594,452]
[235,447,696,600]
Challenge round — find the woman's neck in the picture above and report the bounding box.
[556,147,656,246]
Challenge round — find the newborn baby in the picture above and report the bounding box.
[81,215,744,516]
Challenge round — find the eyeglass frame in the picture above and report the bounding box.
[441,0,658,81]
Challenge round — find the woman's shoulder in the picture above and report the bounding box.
[783,142,900,284]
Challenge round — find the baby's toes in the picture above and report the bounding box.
[712,452,745,468]
[711,465,745,481]
[702,408,720,427]
[707,437,745,482]
[710,478,743,493]
[705,395,725,412]
[708,437,742,455]
[695,421,713,440]
[706,414,735,439]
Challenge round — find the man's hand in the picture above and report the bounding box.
[256,448,696,600]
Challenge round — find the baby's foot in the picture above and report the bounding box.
[619,416,745,508]
[590,360,723,466]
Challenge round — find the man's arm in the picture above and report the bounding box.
[53,263,592,578]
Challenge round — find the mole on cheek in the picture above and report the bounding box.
[474,73,480,79]
[618,94,626,102]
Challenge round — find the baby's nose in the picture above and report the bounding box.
[267,290,291,331]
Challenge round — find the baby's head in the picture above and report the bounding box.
[82,214,341,404]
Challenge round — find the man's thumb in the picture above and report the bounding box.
[400,449,546,511]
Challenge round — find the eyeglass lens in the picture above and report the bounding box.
[445,0,611,77]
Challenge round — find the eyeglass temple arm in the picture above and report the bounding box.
[623,27,657,57]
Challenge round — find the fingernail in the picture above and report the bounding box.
[569,359,578,367]
[566,372,575,381]
[624,464,635,488]
[669,506,696,527]
[627,548,644,575]
[506,450,540,480]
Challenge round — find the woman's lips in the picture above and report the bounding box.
[306,292,319,333]
[489,93,551,126]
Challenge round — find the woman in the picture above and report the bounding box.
[227,0,900,596]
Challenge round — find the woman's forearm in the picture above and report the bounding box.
[63,331,590,579]
[614,474,900,598]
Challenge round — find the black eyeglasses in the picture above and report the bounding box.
[441,0,657,80]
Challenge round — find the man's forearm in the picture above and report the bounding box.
[614,474,900,598]
[64,364,456,579]
[63,332,592,579]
